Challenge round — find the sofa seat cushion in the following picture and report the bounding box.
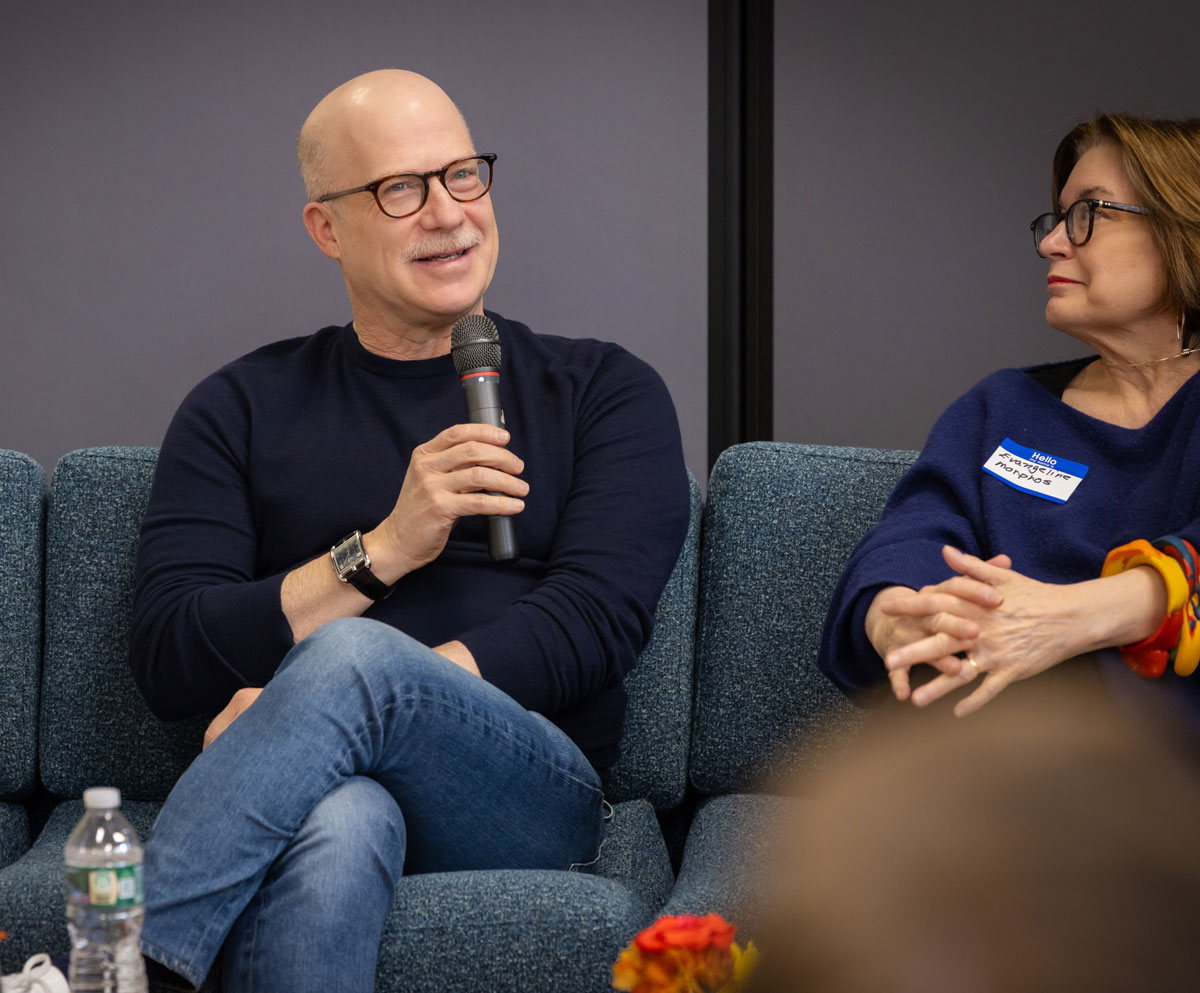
[0,797,669,992]
[663,792,802,941]
[0,801,161,973]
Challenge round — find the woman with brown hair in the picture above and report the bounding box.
[819,114,1200,721]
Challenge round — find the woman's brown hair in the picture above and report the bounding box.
[1053,114,1200,348]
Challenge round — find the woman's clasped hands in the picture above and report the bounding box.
[867,546,1081,717]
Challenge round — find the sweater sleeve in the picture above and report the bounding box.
[128,373,295,720]
[457,348,690,714]
[817,388,992,697]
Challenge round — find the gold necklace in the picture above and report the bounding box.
[1113,346,1200,368]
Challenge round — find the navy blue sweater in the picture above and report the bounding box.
[820,357,1200,712]
[129,312,690,771]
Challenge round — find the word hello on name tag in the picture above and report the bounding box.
[981,437,1088,504]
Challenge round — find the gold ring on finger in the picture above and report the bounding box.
[964,656,981,677]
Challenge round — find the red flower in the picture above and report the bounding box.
[613,914,755,993]
[635,914,738,955]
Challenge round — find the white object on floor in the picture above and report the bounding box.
[0,954,69,993]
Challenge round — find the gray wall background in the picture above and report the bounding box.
[775,0,1200,451]
[0,1,707,476]
[10,1,1200,476]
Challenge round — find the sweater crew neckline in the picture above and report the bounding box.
[337,322,458,379]
[1017,356,1200,438]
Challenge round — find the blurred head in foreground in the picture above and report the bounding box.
[752,680,1200,993]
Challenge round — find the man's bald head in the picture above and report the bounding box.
[297,69,472,202]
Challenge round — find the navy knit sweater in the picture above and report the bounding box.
[819,357,1200,713]
[129,312,690,771]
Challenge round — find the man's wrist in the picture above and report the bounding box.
[330,530,395,601]
[361,526,412,585]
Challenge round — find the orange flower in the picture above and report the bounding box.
[612,914,756,993]
[635,914,737,954]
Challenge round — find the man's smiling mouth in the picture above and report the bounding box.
[415,248,469,263]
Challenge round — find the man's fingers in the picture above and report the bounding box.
[202,687,262,750]
[463,492,526,516]
[443,465,530,499]
[422,440,525,476]
[203,713,230,750]
[424,423,511,452]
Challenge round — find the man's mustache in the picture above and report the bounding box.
[403,233,482,263]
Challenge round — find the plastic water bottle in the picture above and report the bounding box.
[64,787,147,993]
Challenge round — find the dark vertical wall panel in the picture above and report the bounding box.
[775,0,1200,450]
[0,1,707,477]
[709,0,773,469]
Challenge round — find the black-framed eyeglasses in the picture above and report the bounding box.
[1029,198,1151,256]
[317,153,496,218]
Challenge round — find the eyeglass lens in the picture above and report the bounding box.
[378,157,492,217]
[1032,200,1095,256]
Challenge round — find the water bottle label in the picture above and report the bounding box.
[65,865,144,908]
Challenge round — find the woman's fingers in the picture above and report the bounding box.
[943,545,1011,586]
[952,669,1013,718]
[885,631,972,672]
[880,580,1001,616]
[909,660,979,708]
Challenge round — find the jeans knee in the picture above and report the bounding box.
[292,777,406,892]
[278,617,434,692]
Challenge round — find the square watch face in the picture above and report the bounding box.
[332,534,364,577]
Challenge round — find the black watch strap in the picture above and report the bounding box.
[344,564,395,601]
[330,531,395,601]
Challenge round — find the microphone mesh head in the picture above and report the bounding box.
[451,314,501,374]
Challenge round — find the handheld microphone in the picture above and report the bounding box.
[451,313,520,563]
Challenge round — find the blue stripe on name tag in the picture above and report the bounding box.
[998,437,1089,480]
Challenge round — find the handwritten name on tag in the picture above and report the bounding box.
[981,437,1088,504]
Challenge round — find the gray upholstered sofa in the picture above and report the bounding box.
[0,441,915,992]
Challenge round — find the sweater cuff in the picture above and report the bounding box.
[197,573,295,685]
[458,616,552,714]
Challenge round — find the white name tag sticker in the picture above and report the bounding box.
[981,437,1088,504]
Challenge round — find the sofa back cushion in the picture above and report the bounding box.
[0,451,45,798]
[690,442,917,796]
[41,448,207,801]
[607,473,701,809]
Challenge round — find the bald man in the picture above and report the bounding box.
[128,70,688,992]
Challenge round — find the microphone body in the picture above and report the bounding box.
[451,315,520,563]
[461,371,504,429]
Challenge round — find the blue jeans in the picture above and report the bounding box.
[139,618,607,992]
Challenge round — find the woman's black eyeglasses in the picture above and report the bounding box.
[1030,198,1150,256]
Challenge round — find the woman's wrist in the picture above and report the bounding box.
[1071,567,1168,654]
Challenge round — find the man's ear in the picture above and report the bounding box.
[302,201,341,260]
